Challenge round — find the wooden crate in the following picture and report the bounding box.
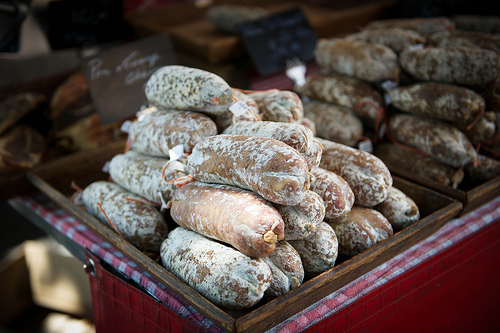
[26,140,462,333]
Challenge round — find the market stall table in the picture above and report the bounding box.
[7,192,500,332]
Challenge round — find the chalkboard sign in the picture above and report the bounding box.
[47,0,132,50]
[82,34,177,125]
[238,7,318,76]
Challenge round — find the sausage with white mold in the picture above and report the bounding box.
[145,65,235,113]
[309,166,355,219]
[373,186,420,231]
[274,190,325,241]
[108,150,187,206]
[303,100,364,147]
[241,89,304,123]
[317,138,393,207]
[160,227,272,310]
[314,38,400,83]
[387,113,478,168]
[288,221,339,278]
[81,180,169,258]
[128,109,218,158]
[325,206,393,258]
[185,134,314,206]
[262,240,304,300]
[223,120,322,170]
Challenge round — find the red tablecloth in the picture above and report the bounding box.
[18,192,500,332]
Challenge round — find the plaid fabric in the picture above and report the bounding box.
[17,191,500,332]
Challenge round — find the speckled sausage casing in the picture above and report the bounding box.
[223,120,322,170]
[145,65,234,112]
[318,138,393,206]
[274,190,325,241]
[186,134,313,206]
[109,150,187,205]
[289,221,339,278]
[374,143,464,188]
[374,186,420,231]
[81,181,169,256]
[314,38,400,82]
[399,46,500,86]
[363,17,455,35]
[300,72,385,122]
[387,82,485,123]
[344,28,425,54]
[303,100,363,147]
[428,30,500,54]
[128,110,218,157]
[160,227,271,310]
[262,241,304,300]
[310,167,355,219]
[388,113,478,167]
[325,206,393,258]
[169,181,284,258]
[244,89,304,123]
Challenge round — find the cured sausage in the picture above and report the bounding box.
[169,181,284,258]
[145,65,235,113]
[108,150,187,206]
[223,120,322,170]
[325,206,393,258]
[318,138,393,206]
[345,27,425,53]
[262,241,304,300]
[160,227,272,310]
[128,109,218,157]
[309,167,355,219]
[314,38,400,82]
[81,180,169,257]
[186,134,313,206]
[363,17,455,35]
[274,190,325,241]
[373,186,420,231]
[300,72,385,123]
[288,222,339,278]
[241,89,303,123]
[399,46,500,86]
[387,113,478,167]
[303,100,363,147]
[387,82,485,124]
[374,143,464,188]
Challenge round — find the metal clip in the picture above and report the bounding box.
[83,258,97,277]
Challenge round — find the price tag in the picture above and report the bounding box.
[120,120,133,133]
[407,44,425,51]
[358,139,373,153]
[82,34,177,124]
[229,101,251,117]
[381,80,398,92]
[102,161,110,173]
[238,7,317,76]
[169,144,184,161]
[158,192,169,211]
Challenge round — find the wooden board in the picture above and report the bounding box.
[25,140,462,332]
[126,0,400,64]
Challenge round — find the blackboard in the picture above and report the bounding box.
[82,34,177,125]
[47,0,132,50]
[238,7,318,76]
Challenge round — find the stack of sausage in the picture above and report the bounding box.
[300,16,500,189]
[78,65,420,311]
